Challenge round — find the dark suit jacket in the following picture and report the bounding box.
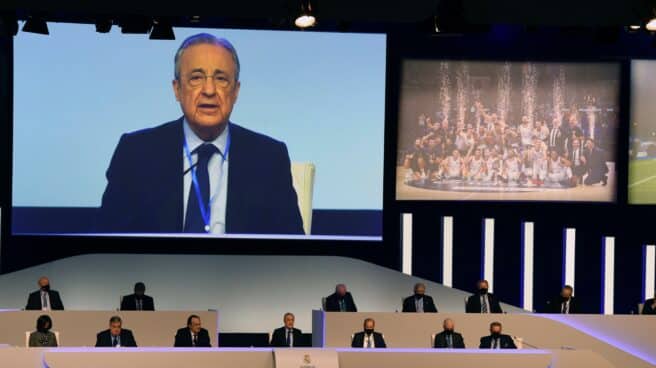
[466,293,503,313]
[174,327,211,347]
[95,329,137,347]
[547,296,578,314]
[25,290,64,310]
[643,298,656,315]
[120,294,155,311]
[402,295,438,313]
[99,118,303,235]
[351,332,386,348]
[325,292,357,312]
[479,334,516,349]
[270,327,303,347]
[433,331,465,348]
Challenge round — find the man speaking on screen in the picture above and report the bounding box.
[98,33,303,235]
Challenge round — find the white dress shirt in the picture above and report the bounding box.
[182,120,229,234]
[40,290,50,311]
[363,334,375,348]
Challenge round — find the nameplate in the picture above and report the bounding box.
[274,348,339,368]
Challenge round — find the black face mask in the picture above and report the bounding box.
[364,329,374,335]
[561,295,570,302]
[491,331,501,338]
[135,293,144,299]
[479,288,488,295]
[414,293,424,299]
[444,328,454,335]
[41,285,50,292]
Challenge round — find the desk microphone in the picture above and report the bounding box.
[513,336,539,349]
[183,163,198,175]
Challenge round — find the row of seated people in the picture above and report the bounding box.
[26,277,656,315]
[28,314,212,347]
[347,318,517,349]
[28,312,514,350]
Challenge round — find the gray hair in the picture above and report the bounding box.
[174,33,240,82]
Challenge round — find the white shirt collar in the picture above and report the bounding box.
[183,118,229,158]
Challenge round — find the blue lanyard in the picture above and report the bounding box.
[183,130,231,233]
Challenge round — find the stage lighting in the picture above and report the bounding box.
[95,18,112,33]
[150,20,175,40]
[647,17,656,32]
[629,24,642,31]
[295,0,316,29]
[22,16,49,35]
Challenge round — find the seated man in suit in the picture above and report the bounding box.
[479,322,516,349]
[174,314,212,347]
[402,282,438,313]
[270,312,303,347]
[120,282,155,311]
[325,284,357,312]
[95,316,138,347]
[433,318,465,349]
[351,318,386,348]
[466,280,502,313]
[642,291,656,315]
[548,285,578,314]
[26,277,64,311]
[98,33,303,235]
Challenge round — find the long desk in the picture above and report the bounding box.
[0,347,617,368]
[312,311,656,368]
[0,310,218,347]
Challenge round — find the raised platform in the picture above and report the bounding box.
[0,347,616,368]
[312,311,656,368]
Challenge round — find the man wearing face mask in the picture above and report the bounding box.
[26,277,64,311]
[479,322,516,349]
[120,282,155,311]
[433,318,465,348]
[325,284,357,312]
[402,283,438,313]
[465,280,502,313]
[548,285,578,314]
[351,318,386,348]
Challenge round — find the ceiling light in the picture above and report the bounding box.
[295,0,316,29]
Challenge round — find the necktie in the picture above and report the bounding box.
[192,334,198,347]
[286,329,292,347]
[41,292,48,310]
[481,295,488,313]
[562,301,567,314]
[416,298,423,313]
[493,338,499,349]
[366,335,372,348]
[447,334,453,348]
[112,336,118,347]
[184,144,220,233]
[136,299,142,311]
[339,299,346,312]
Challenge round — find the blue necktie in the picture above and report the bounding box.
[184,144,219,233]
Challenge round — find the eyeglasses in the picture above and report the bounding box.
[185,72,234,89]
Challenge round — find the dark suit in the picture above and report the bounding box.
[95,329,137,347]
[583,147,608,185]
[351,332,386,348]
[174,327,211,347]
[548,296,578,314]
[325,292,357,312]
[479,334,516,349]
[642,298,656,315]
[25,290,64,310]
[433,331,465,348]
[466,293,503,313]
[402,295,438,313]
[120,294,155,311]
[99,118,303,235]
[270,327,303,347]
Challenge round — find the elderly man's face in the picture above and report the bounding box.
[284,314,295,329]
[173,43,240,139]
[110,321,122,337]
[189,317,202,334]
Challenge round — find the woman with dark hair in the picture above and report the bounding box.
[29,315,58,347]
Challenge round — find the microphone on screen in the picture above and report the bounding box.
[183,163,198,175]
